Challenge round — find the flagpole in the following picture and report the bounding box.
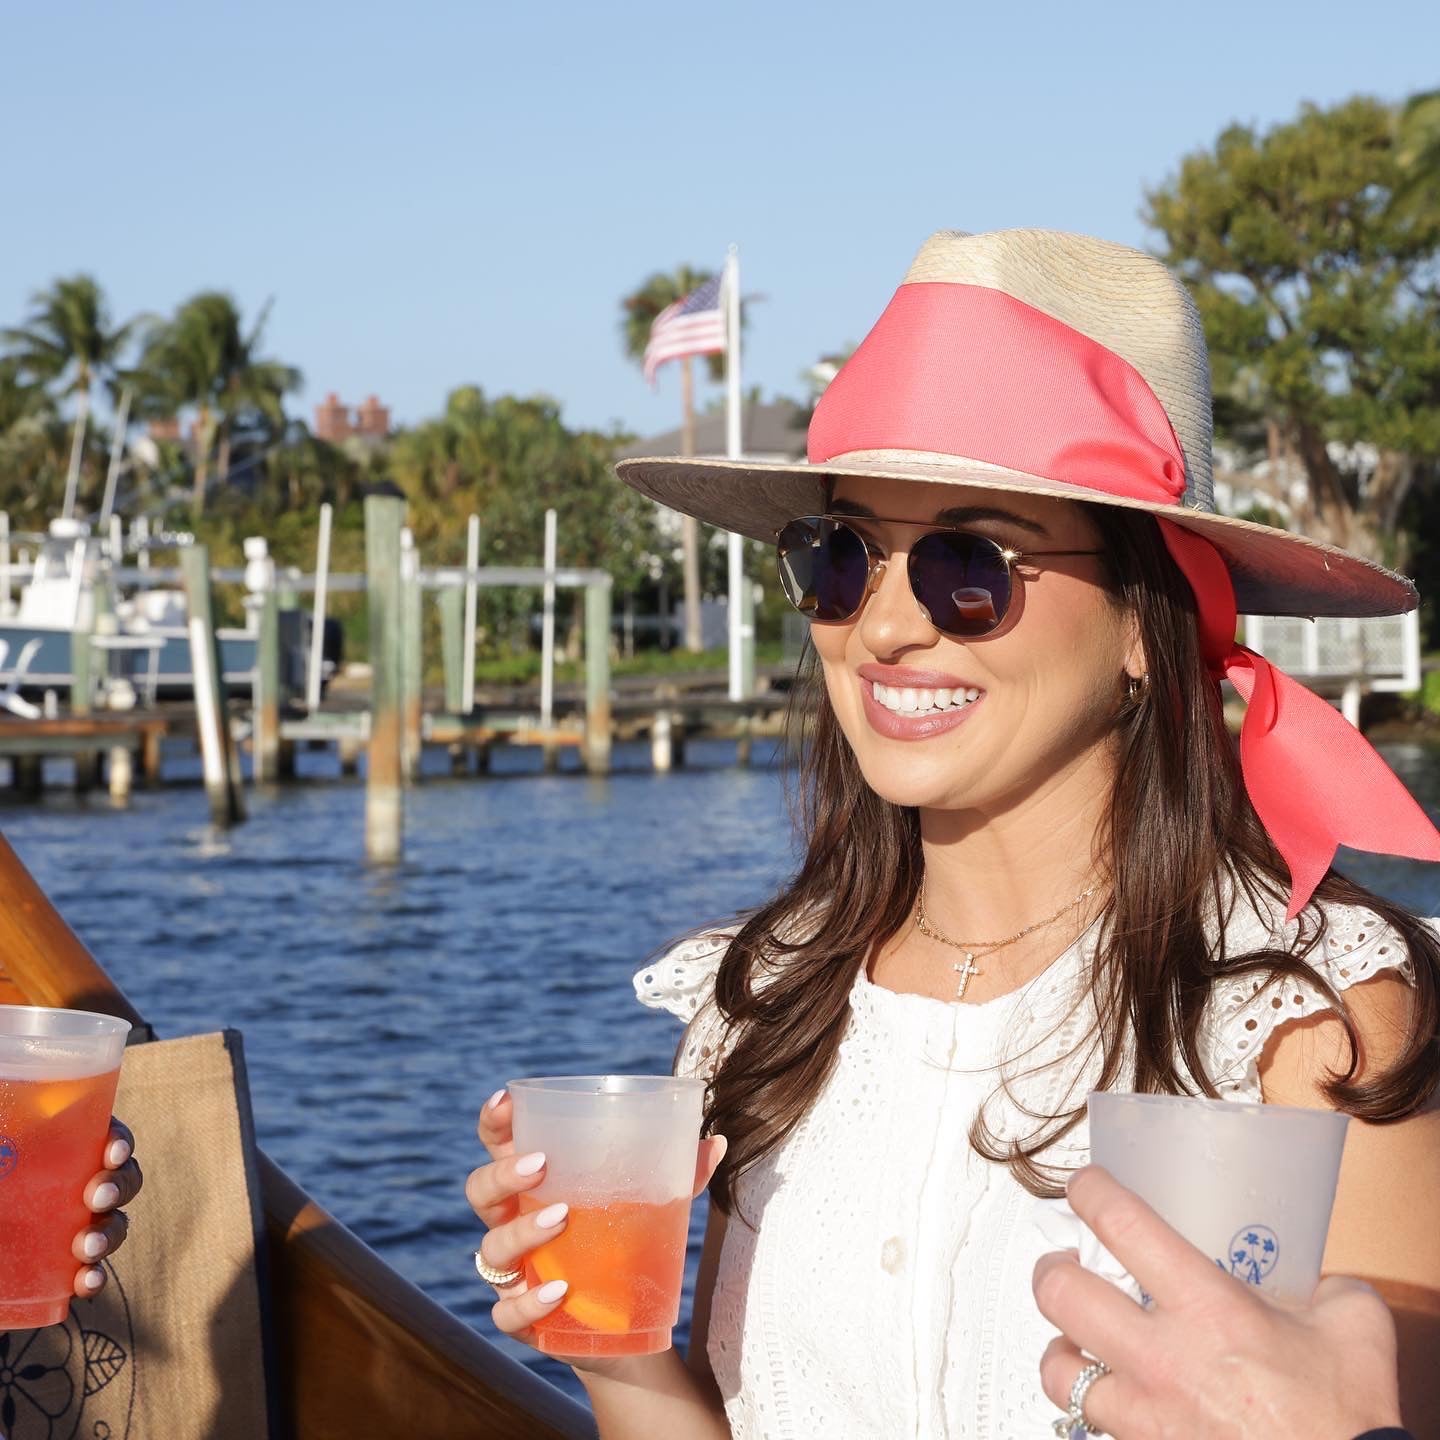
[724,245,748,702]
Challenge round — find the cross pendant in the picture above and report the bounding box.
[953,953,980,1000]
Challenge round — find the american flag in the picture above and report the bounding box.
[642,273,727,388]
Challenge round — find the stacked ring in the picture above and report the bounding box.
[475,1248,525,1288]
[1050,1359,1111,1438]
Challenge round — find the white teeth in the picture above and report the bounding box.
[870,682,983,716]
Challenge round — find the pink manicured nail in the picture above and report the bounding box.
[106,1138,132,1168]
[92,1183,120,1211]
[486,1088,507,1111]
[537,1279,568,1303]
[514,1151,546,1177]
[83,1268,105,1291]
[535,1202,569,1229]
[83,1231,108,1259]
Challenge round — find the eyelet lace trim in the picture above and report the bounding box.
[1205,904,1425,1101]
[633,928,739,1082]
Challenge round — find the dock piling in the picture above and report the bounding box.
[364,496,405,862]
[584,578,612,776]
[439,587,465,714]
[305,502,333,712]
[400,527,423,783]
[461,514,479,717]
[181,544,246,826]
[254,574,282,784]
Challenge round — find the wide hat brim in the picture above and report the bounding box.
[614,452,1416,619]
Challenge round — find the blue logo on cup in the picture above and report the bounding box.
[0,1134,17,1179]
[1218,1224,1279,1285]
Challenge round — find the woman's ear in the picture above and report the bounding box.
[1121,609,1147,683]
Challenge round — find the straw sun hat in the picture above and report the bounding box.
[615,228,1415,620]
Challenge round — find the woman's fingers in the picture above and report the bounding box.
[465,1149,548,1228]
[1031,1248,1149,1370]
[104,1118,134,1170]
[72,1209,129,1265]
[692,1135,728,1199]
[490,1277,570,1338]
[476,1199,569,1275]
[1038,1335,1127,1434]
[72,1263,109,1300]
[85,1157,143,1213]
[477,1087,514,1160]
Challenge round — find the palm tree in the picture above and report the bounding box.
[1,275,138,516]
[133,293,300,514]
[620,266,735,653]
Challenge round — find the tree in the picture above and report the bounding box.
[1144,95,1440,563]
[620,266,735,652]
[1394,88,1440,221]
[390,385,658,654]
[132,292,301,515]
[1,275,139,515]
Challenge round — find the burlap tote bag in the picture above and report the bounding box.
[0,1029,276,1440]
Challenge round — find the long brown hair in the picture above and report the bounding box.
[692,503,1440,1225]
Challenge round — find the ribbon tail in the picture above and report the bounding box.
[1229,649,1440,920]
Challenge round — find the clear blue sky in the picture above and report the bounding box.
[4,0,1437,442]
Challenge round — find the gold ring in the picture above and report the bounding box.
[474,1248,525,1288]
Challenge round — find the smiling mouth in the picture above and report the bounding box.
[867,680,984,717]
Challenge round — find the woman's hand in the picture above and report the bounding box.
[466,1086,726,1377]
[1032,1165,1403,1439]
[72,1118,141,1299]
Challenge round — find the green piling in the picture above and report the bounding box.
[365,496,405,862]
[584,578,613,776]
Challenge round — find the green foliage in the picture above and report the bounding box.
[1144,95,1440,557]
[1420,668,1440,716]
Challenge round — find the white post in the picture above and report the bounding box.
[461,513,480,715]
[724,245,746,701]
[99,385,132,531]
[0,512,10,618]
[1402,608,1422,693]
[304,502,333,711]
[540,509,558,731]
[108,515,123,565]
[61,388,90,522]
[135,515,150,571]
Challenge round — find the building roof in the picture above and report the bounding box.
[614,396,808,461]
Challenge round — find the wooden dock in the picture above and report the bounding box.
[0,496,793,861]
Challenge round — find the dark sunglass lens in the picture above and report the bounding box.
[776,518,869,622]
[908,532,1010,636]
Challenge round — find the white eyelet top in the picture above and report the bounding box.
[632,890,1425,1440]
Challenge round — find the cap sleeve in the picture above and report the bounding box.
[633,928,739,1083]
[1203,902,1427,1103]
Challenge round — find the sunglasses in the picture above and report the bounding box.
[775,514,1104,639]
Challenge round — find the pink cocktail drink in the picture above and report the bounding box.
[0,1007,130,1329]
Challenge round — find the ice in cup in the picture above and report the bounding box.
[508,1074,706,1357]
[1088,1090,1350,1303]
[0,1006,131,1328]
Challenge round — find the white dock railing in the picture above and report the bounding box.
[1241,611,1422,726]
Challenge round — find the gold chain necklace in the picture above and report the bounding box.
[914,881,1099,1000]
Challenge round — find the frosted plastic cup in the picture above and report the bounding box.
[1088,1091,1350,1303]
[507,1074,706,1357]
[0,1006,131,1328]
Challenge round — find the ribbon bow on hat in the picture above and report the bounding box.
[805,276,1440,919]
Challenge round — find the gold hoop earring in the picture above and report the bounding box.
[1125,672,1150,704]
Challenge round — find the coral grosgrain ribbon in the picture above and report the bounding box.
[808,281,1440,918]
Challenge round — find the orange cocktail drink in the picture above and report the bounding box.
[508,1075,704,1357]
[0,1007,131,1329]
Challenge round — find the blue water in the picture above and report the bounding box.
[3,736,1438,1410]
[0,737,795,1406]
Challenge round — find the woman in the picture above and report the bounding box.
[466,229,1440,1437]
